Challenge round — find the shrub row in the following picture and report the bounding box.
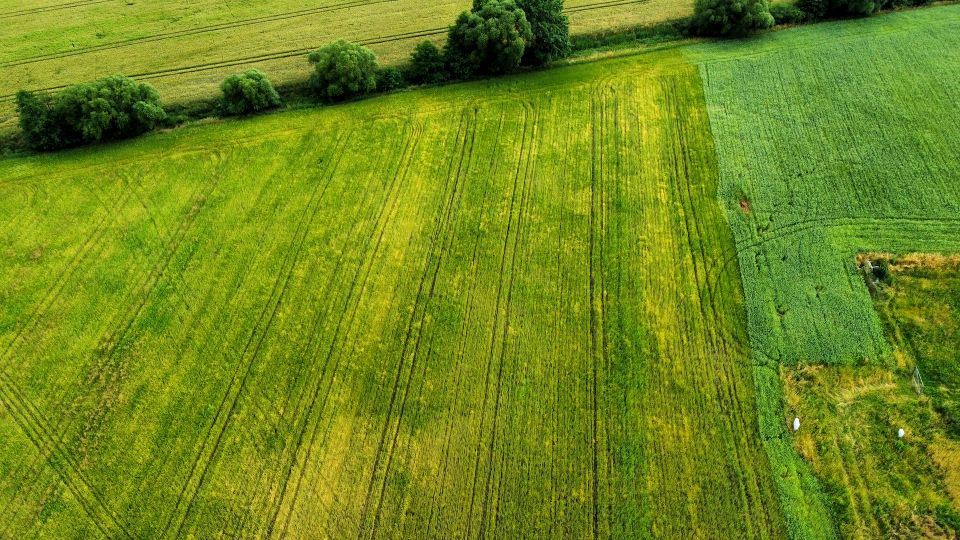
[17,0,571,151]
[693,0,932,36]
[16,76,166,151]
[15,0,936,150]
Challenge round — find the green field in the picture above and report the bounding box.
[693,5,960,537]
[0,0,694,134]
[0,49,783,537]
[1,3,960,538]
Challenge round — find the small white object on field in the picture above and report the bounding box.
[793,417,800,432]
[898,428,905,438]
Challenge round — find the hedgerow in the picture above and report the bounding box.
[16,75,166,151]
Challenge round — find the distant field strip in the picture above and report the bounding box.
[0,51,781,537]
[691,5,960,538]
[0,0,692,132]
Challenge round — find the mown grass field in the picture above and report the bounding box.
[0,48,784,537]
[0,0,694,134]
[692,4,960,537]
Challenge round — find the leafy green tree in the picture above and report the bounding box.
[308,40,379,101]
[827,0,880,15]
[796,0,880,19]
[219,70,281,116]
[16,75,166,150]
[516,0,570,66]
[794,0,827,18]
[405,41,449,85]
[16,90,68,151]
[445,0,533,78]
[693,0,775,36]
[375,66,406,92]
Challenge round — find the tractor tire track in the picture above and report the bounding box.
[369,110,494,538]
[0,150,227,539]
[587,89,605,540]
[262,120,421,539]
[355,109,476,540]
[0,186,134,367]
[478,100,538,540]
[462,102,531,539]
[0,0,110,19]
[162,132,345,539]
[0,369,133,537]
[423,110,505,538]
[272,118,425,538]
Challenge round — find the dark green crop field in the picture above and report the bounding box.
[693,5,960,537]
[0,4,958,538]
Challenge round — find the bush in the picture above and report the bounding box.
[692,0,775,37]
[795,0,828,18]
[219,70,281,116]
[769,3,806,23]
[308,40,378,101]
[445,0,533,78]
[797,0,879,18]
[375,66,406,92]
[405,41,449,85]
[16,75,166,151]
[516,0,571,66]
[829,0,880,15]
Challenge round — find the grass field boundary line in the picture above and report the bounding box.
[0,0,110,19]
[478,99,538,539]
[0,0,397,68]
[164,132,344,539]
[262,120,421,539]
[355,110,475,540]
[705,213,960,302]
[666,77,726,354]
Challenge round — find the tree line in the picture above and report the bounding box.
[15,0,931,151]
